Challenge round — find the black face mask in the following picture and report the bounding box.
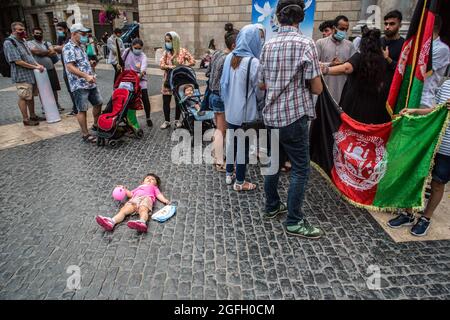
[33,35,43,41]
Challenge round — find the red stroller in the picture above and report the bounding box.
[96,70,144,147]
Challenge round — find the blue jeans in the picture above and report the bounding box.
[264,117,310,226]
[73,88,103,112]
[209,92,225,112]
[226,122,250,184]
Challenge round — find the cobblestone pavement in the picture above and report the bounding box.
[0,108,449,300]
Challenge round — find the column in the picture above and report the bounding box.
[352,0,378,35]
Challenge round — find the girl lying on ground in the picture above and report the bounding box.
[96,173,170,233]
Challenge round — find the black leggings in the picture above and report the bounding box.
[112,64,120,83]
[141,89,151,119]
[163,94,180,122]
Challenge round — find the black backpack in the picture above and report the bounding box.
[0,38,18,78]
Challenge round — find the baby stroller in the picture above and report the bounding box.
[169,66,215,135]
[96,70,144,147]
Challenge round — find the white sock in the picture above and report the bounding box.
[110,217,116,224]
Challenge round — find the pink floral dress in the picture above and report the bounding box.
[160,48,195,95]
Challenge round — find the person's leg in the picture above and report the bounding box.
[88,88,103,127]
[111,204,136,224]
[73,89,90,137]
[96,203,135,231]
[27,97,37,118]
[162,95,171,122]
[53,90,59,105]
[142,89,151,119]
[234,125,247,184]
[213,112,226,165]
[281,117,311,226]
[138,206,150,223]
[63,70,77,114]
[423,180,446,219]
[127,199,152,232]
[225,122,239,176]
[18,97,29,121]
[264,127,284,217]
[76,111,89,136]
[113,64,119,83]
[174,95,181,121]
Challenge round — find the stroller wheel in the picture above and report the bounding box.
[136,129,144,139]
[101,138,106,147]
[108,140,118,148]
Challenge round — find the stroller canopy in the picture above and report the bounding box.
[169,66,199,92]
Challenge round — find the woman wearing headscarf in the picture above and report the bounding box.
[220,24,264,192]
[160,31,195,129]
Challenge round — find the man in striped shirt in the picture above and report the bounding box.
[258,0,323,239]
[388,80,450,237]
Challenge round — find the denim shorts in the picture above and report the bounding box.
[432,153,450,184]
[73,88,103,112]
[209,92,225,113]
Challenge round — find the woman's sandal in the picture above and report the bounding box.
[233,181,257,192]
[214,163,227,173]
[281,162,292,173]
[82,134,97,144]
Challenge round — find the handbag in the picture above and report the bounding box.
[242,57,265,130]
[201,79,211,111]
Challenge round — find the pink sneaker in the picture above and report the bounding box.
[127,220,148,233]
[96,215,114,231]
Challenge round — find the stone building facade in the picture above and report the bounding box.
[1,0,139,43]
[138,0,418,58]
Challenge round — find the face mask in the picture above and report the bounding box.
[33,35,43,41]
[165,42,173,50]
[80,35,88,44]
[334,30,347,42]
[57,31,65,37]
[17,31,27,39]
[132,48,142,55]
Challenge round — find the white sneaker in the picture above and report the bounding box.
[174,120,183,128]
[226,175,234,185]
[160,121,171,129]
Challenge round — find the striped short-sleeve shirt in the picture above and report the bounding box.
[436,80,450,156]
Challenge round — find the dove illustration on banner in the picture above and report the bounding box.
[254,1,273,22]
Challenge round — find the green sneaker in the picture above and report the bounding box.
[286,219,322,239]
[264,203,288,220]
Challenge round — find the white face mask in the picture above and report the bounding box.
[132,48,142,55]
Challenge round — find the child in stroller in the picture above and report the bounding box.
[170,66,215,134]
[182,84,206,116]
[96,70,144,147]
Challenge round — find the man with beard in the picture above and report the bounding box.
[381,10,405,85]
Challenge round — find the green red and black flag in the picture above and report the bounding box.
[311,83,449,211]
[386,0,439,115]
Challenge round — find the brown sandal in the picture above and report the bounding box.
[82,134,97,144]
[214,163,227,173]
[233,181,257,192]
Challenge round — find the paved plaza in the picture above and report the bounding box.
[0,66,449,300]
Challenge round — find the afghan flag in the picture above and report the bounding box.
[311,84,449,211]
[386,0,439,115]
